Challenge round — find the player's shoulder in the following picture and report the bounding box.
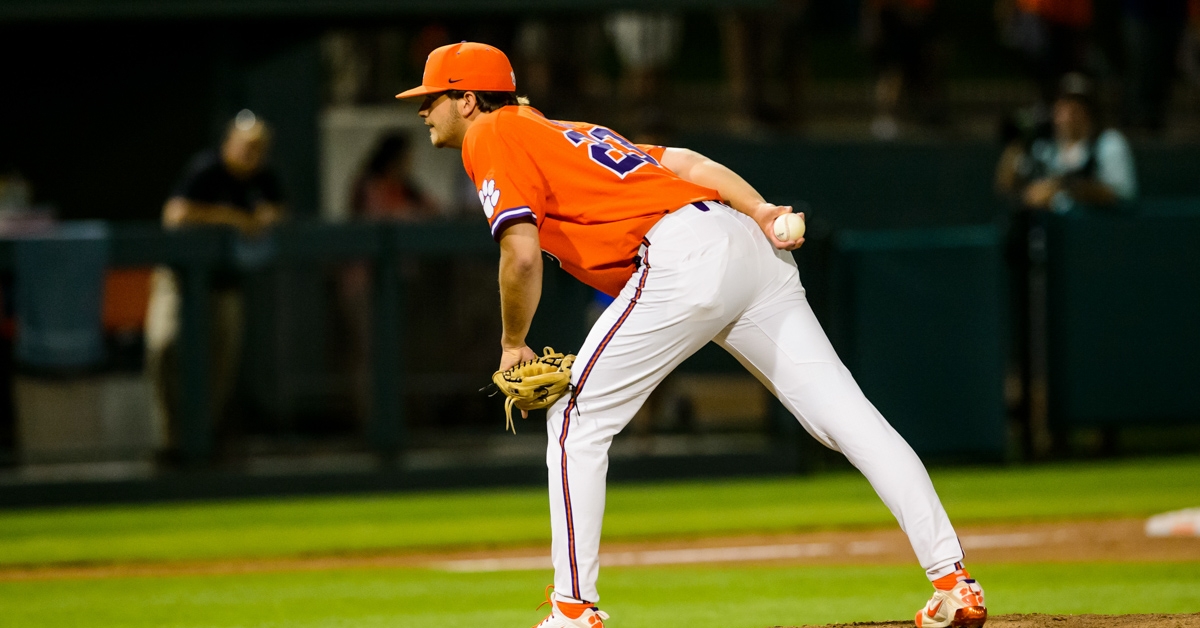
[466,106,568,158]
[472,105,555,136]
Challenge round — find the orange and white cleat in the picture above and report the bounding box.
[532,587,609,628]
[914,575,987,628]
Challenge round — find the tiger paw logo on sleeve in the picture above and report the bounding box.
[479,179,500,218]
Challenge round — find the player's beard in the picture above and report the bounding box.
[429,106,466,149]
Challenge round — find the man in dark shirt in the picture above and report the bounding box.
[146,110,285,453]
[164,111,285,233]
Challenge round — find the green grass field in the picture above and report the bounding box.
[5,562,1199,628]
[2,455,1199,627]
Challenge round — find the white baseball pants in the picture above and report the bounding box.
[545,202,964,603]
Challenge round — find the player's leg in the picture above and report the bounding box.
[544,208,760,606]
[717,287,986,628]
[714,254,965,580]
[543,301,709,606]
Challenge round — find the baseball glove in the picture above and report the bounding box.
[490,347,576,434]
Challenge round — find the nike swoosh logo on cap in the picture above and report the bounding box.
[448,78,463,83]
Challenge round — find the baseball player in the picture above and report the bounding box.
[396,42,987,628]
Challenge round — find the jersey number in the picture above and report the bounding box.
[563,126,659,179]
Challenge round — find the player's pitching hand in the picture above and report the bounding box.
[757,203,806,251]
[500,345,539,417]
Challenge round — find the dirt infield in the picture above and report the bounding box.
[790,613,1200,627]
[433,517,1200,573]
[2,516,1197,581]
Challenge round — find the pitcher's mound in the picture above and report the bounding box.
[790,614,1200,628]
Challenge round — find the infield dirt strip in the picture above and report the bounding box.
[2,517,1197,581]
[434,518,1200,572]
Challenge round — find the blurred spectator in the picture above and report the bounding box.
[997,73,1137,457]
[0,170,54,236]
[996,73,1137,212]
[350,133,439,222]
[721,1,812,134]
[340,132,438,424]
[161,110,284,232]
[340,132,439,417]
[996,0,1095,109]
[862,0,945,140]
[145,110,285,452]
[323,27,427,106]
[1120,0,1189,133]
[605,11,683,139]
[515,17,610,116]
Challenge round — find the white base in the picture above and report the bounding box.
[1145,508,1200,537]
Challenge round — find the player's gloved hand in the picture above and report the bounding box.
[499,345,539,418]
[499,345,538,372]
[754,202,806,251]
[489,346,576,433]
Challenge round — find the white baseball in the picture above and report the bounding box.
[773,213,806,241]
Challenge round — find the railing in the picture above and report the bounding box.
[0,220,498,465]
[3,201,1199,471]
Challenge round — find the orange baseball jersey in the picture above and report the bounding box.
[461,106,721,296]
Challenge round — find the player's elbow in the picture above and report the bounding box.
[500,237,542,279]
[500,254,541,295]
[502,249,542,277]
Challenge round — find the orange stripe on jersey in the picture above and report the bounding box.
[461,106,719,296]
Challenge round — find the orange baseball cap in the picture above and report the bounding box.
[395,42,516,99]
